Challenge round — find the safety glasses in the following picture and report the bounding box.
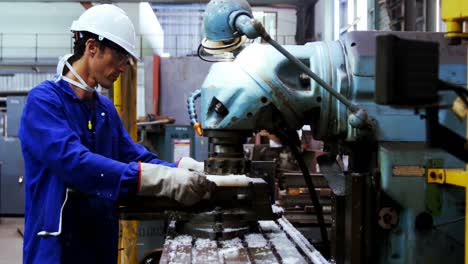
[108,46,131,66]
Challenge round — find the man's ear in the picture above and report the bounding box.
[85,38,98,56]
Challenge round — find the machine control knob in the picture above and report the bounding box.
[378,207,398,229]
[18,176,24,184]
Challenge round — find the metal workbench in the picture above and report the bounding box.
[158,217,329,264]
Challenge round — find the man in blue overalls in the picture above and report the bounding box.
[18,4,212,263]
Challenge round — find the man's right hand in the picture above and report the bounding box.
[137,162,215,206]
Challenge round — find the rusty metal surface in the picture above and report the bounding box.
[391,165,425,177]
[160,217,329,264]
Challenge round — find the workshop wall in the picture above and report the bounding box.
[154,4,298,57]
[0,73,54,93]
[0,2,163,63]
[159,56,212,124]
[314,0,335,41]
[252,6,297,45]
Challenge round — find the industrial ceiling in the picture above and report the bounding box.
[0,0,311,6]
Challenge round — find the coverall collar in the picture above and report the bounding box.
[57,79,104,107]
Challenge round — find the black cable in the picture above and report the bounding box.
[438,80,468,95]
[197,44,236,63]
[200,36,242,51]
[438,80,468,107]
[197,36,244,62]
[276,129,329,249]
[197,44,219,62]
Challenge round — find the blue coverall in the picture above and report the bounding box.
[19,79,174,263]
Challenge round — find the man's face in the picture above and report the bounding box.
[91,44,130,89]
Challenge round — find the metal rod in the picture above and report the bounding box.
[265,36,359,113]
[433,216,465,228]
[277,217,329,263]
[136,120,171,126]
[140,34,143,59]
[244,18,358,113]
[0,32,3,62]
[35,33,38,63]
[175,35,178,57]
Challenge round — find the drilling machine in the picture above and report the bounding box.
[182,0,468,263]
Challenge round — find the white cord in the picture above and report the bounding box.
[37,188,71,237]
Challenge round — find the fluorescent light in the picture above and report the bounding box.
[347,0,355,31]
[436,0,440,32]
[357,0,367,30]
[334,0,340,40]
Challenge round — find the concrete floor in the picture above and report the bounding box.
[0,217,23,263]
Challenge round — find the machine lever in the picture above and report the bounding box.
[238,17,368,128]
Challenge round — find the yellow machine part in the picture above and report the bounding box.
[114,61,139,264]
[427,167,468,263]
[442,0,468,38]
[430,4,468,260]
[114,75,122,116]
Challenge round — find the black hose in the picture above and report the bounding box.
[197,44,220,63]
[277,129,329,247]
[438,80,468,107]
[197,36,243,63]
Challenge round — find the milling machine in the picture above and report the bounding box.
[122,0,468,263]
[180,0,467,263]
[191,31,467,263]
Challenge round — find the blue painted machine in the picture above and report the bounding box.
[186,1,467,262]
[195,30,466,263]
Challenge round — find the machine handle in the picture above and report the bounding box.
[237,16,368,128]
[187,89,203,136]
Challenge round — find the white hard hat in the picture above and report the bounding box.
[70,4,139,60]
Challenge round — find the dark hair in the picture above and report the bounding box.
[68,31,127,65]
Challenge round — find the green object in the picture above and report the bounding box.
[426,184,442,216]
[425,159,444,216]
[153,125,195,163]
[426,159,444,169]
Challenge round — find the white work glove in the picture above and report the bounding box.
[138,162,215,206]
[177,157,204,173]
